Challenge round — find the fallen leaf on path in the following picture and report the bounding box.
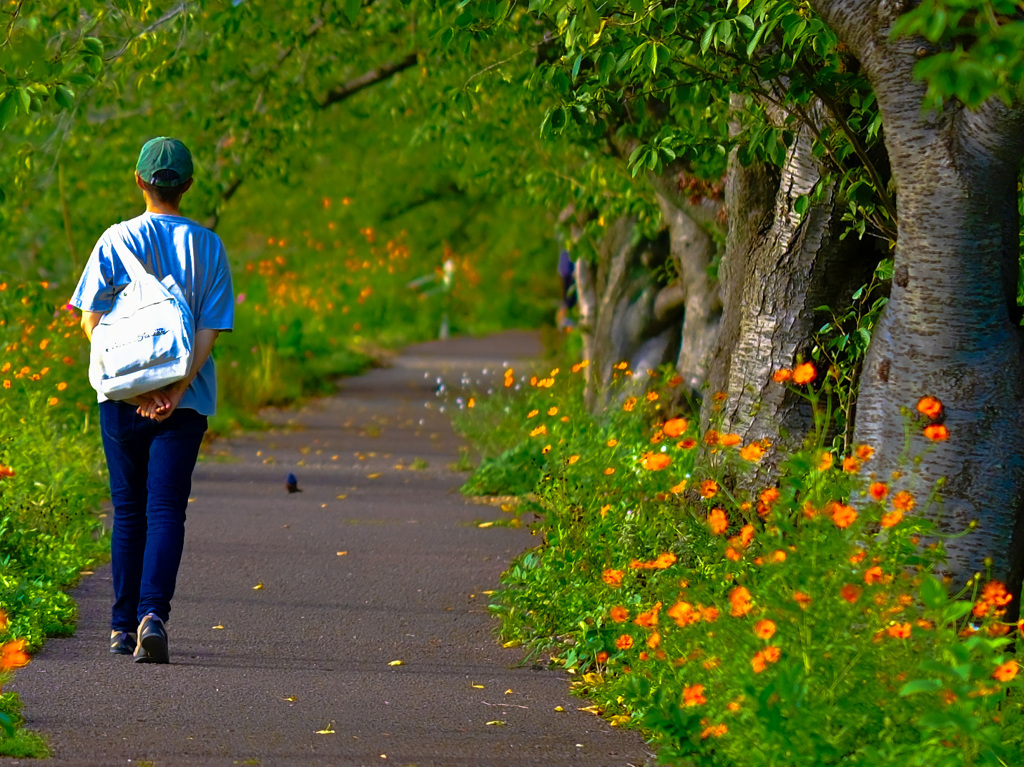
[252,583,264,590]
[80,571,94,576]
[485,721,506,726]
[331,455,339,460]
[283,695,297,702]
[336,494,347,500]
[388,660,403,666]
[554,706,565,712]
[502,640,521,648]
[367,473,382,479]
[504,689,513,694]
[609,715,631,726]
[579,705,602,715]
[212,625,225,630]
[471,683,485,689]
[477,522,495,528]
[321,504,328,508]
[481,590,495,595]
[316,721,336,735]
[337,551,348,556]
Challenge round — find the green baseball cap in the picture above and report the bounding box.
[136,137,193,187]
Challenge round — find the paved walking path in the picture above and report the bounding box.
[11,332,652,767]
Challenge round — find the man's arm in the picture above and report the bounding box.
[80,311,103,342]
[137,329,221,420]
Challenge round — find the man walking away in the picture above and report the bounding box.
[70,137,234,663]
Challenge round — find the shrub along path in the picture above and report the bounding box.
[10,331,652,767]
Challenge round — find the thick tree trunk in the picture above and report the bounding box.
[646,165,722,393]
[813,0,1024,587]
[704,117,877,450]
[577,217,683,409]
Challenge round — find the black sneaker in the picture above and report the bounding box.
[134,613,169,664]
[110,630,137,655]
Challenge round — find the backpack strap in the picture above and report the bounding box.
[108,223,150,284]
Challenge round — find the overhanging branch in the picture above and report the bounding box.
[319,52,418,108]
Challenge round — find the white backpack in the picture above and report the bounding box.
[88,225,195,401]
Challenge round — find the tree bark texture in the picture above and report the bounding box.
[577,217,683,410]
[646,164,723,394]
[812,0,1024,587]
[704,118,876,452]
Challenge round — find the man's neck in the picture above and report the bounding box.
[145,201,183,216]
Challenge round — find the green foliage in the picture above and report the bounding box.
[456,357,1024,766]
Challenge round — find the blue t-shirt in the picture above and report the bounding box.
[70,211,234,416]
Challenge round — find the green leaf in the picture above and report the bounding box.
[342,0,361,23]
[942,601,973,623]
[0,93,17,131]
[793,194,809,216]
[700,24,715,53]
[899,678,944,697]
[54,85,75,110]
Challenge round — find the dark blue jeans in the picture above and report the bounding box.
[100,401,207,631]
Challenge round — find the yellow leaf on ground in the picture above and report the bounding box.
[471,683,485,689]
[485,720,506,726]
[367,473,381,479]
[554,706,565,712]
[212,625,225,630]
[252,583,264,590]
[477,521,494,528]
[504,689,513,694]
[336,494,347,500]
[502,640,521,648]
[283,696,297,702]
[388,660,403,666]
[337,551,348,556]
[579,705,602,715]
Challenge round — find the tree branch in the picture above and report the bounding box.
[319,52,418,108]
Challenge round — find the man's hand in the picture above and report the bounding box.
[135,382,186,421]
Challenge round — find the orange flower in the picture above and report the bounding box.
[527,409,539,418]
[924,423,950,441]
[662,418,688,437]
[729,586,753,617]
[849,549,866,564]
[606,438,618,447]
[604,468,616,475]
[772,368,792,382]
[634,602,662,629]
[669,480,688,494]
[652,552,677,569]
[568,455,580,465]
[0,639,30,670]
[701,723,728,739]
[677,438,698,450]
[869,482,888,501]
[700,479,719,499]
[640,452,671,471]
[739,443,765,462]
[817,452,834,471]
[880,508,904,528]
[595,651,609,664]
[993,660,1019,682]
[887,622,912,639]
[892,491,915,512]
[682,684,707,706]
[703,430,720,446]
[667,601,699,627]
[831,502,857,529]
[840,584,862,603]
[647,632,661,650]
[793,591,812,609]
[757,487,780,517]
[602,569,624,588]
[699,605,719,622]
[791,362,816,385]
[916,395,943,420]
[864,566,885,585]
[610,606,629,623]
[0,463,15,480]
[0,609,7,631]
[725,547,741,561]
[753,619,776,640]
[855,444,875,460]
[529,425,547,437]
[622,397,637,412]
[707,508,729,535]
[720,433,742,447]
[615,634,634,650]
[842,456,861,473]
[762,646,780,663]
[646,391,659,402]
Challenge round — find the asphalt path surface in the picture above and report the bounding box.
[11,332,653,767]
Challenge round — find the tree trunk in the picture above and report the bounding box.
[704,116,877,451]
[812,0,1024,587]
[577,217,683,410]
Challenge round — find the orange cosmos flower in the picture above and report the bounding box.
[0,609,6,631]
[720,433,742,447]
[869,482,888,501]
[880,508,904,528]
[772,368,792,382]
[604,468,616,475]
[610,606,629,623]
[646,391,659,402]
[606,439,618,447]
[615,634,634,650]
[725,547,741,561]
[818,452,834,471]
[652,552,677,569]
[595,651,609,663]
[701,723,728,739]
[547,407,558,416]
[831,502,857,529]
[849,549,866,564]
[669,480,688,494]
[640,452,671,471]
[887,622,912,639]
[48,397,59,406]
[840,584,862,603]
[924,423,950,441]
[792,362,816,385]
[757,487,780,517]
[753,619,776,640]
[602,569,624,588]
[634,602,662,629]
[842,456,861,473]
[527,409,539,418]
[0,463,15,480]
[855,444,875,460]
[992,660,1018,682]
[703,430,719,446]
[662,418,688,437]
[682,684,707,706]
[568,455,580,465]
[647,632,661,650]
[729,586,752,617]
[916,395,943,420]
[864,566,885,585]
[699,605,720,622]
[708,508,728,534]
[794,591,812,609]
[0,639,30,670]
[739,442,765,462]
[763,646,780,663]
[622,397,637,412]
[529,425,547,437]
[667,601,699,627]
[892,491,915,512]
[700,479,719,499]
